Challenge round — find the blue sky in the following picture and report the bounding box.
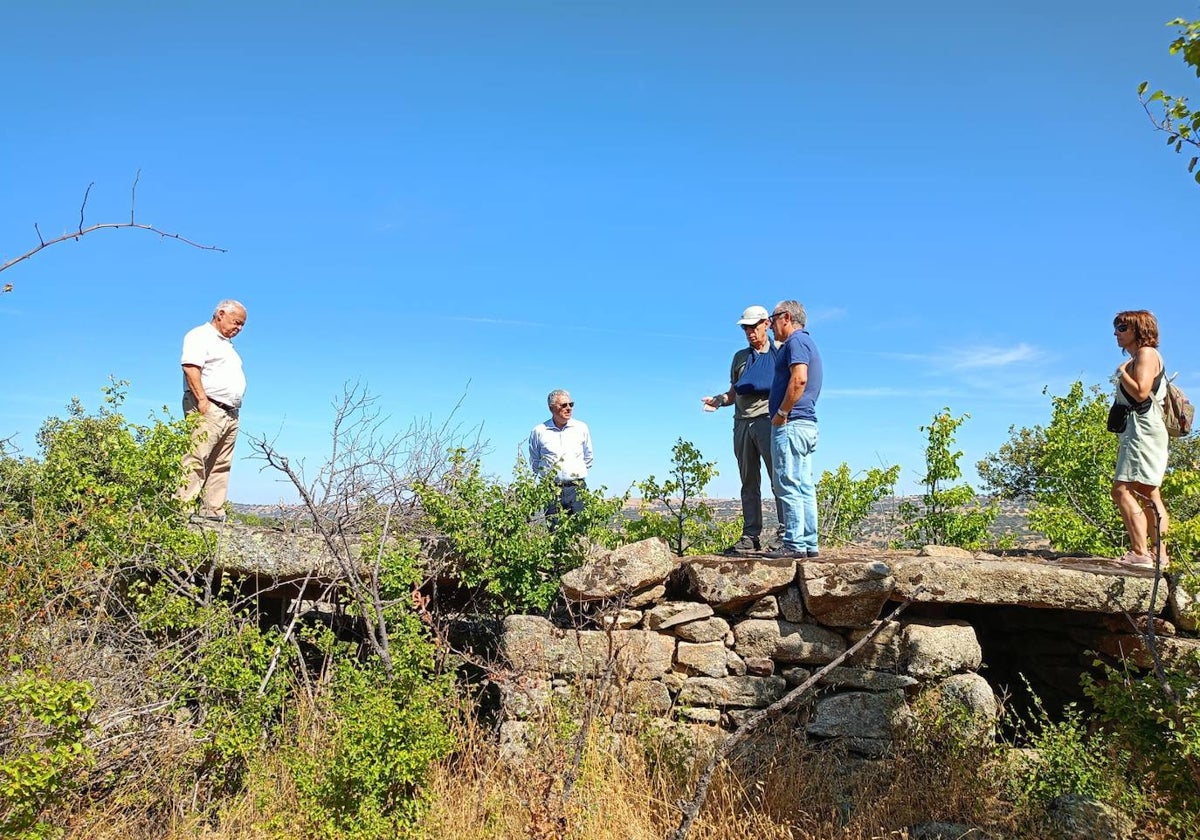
[2,1,1197,505]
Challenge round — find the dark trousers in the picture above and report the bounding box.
[734,415,783,538]
[547,480,586,526]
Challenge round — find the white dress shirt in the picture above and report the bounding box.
[528,418,593,482]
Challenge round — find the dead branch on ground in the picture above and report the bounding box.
[669,597,918,840]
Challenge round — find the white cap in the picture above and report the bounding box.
[737,305,769,326]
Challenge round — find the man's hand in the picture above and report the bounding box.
[772,411,786,427]
[701,396,720,413]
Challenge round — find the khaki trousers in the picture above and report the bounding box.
[178,395,240,517]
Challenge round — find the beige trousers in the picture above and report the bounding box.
[178,395,240,517]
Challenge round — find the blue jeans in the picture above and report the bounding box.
[771,420,819,552]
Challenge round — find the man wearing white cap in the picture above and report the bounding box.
[702,305,782,554]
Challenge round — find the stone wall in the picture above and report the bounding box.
[497,538,1200,755]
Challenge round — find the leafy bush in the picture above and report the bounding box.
[897,409,996,549]
[416,449,624,613]
[978,382,1123,555]
[624,438,740,555]
[817,462,900,546]
[1010,699,1137,813]
[0,666,95,839]
[1084,656,1200,834]
[287,658,454,839]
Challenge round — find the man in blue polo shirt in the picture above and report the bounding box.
[764,300,823,560]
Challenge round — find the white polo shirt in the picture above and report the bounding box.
[181,322,246,407]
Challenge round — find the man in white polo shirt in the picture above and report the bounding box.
[177,299,248,522]
[528,389,593,521]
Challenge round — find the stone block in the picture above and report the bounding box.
[684,555,799,611]
[799,559,894,628]
[561,537,676,601]
[733,618,847,664]
[677,675,788,708]
[902,620,982,678]
[672,616,731,643]
[645,601,715,630]
[676,641,728,678]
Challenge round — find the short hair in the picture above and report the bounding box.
[547,389,571,408]
[213,299,246,318]
[773,299,807,328]
[1114,310,1159,348]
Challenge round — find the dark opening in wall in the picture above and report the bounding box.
[908,602,1115,726]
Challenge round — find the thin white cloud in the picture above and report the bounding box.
[872,343,1043,371]
[809,306,847,324]
[950,343,1040,370]
[824,386,964,399]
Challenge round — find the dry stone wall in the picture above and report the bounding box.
[498,538,1200,757]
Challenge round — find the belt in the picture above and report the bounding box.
[189,392,239,415]
[557,479,585,487]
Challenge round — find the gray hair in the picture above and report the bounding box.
[773,300,807,328]
[547,389,571,408]
[213,299,246,318]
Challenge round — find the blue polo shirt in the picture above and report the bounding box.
[768,329,823,421]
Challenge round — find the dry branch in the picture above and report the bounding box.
[669,597,918,840]
[1,171,225,286]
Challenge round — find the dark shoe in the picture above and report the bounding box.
[806,550,821,559]
[722,536,761,555]
[764,546,806,560]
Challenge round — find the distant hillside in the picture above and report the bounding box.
[624,495,1044,549]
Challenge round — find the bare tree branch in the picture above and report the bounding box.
[669,596,918,840]
[1,171,225,287]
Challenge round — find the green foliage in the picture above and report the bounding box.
[1139,18,1200,185]
[984,382,1123,555]
[624,438,739,556]
[979,381,1200,564]
[1084,655,1200,833]
[286,542,453,840]
[0,666,95,839]
[416,449,625,613]
[287,658,454,840]
[817,461,900,546]
[130,578,295,792]
[1010,698,1137,812]
[897,409,996,549]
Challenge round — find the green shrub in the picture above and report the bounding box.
[0,666,95,839]
[624,438,740,555]
[897,409,996,549]
[817,462,900,546]
[1083,656,1200,833]
[416,449,624,613]
[1010,700,1136,812]
[286,655,454,838]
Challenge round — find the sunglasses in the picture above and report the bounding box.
[741,320,766,330]
[556,402,575,409]
[1115,324,1131,333]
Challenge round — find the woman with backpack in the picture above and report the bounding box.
[1109,309,1169,568]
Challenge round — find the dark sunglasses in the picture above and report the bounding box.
[1115,324,1131,333]
[769,311,786,322]
[741,320,766,330]
[556,402,575,409]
